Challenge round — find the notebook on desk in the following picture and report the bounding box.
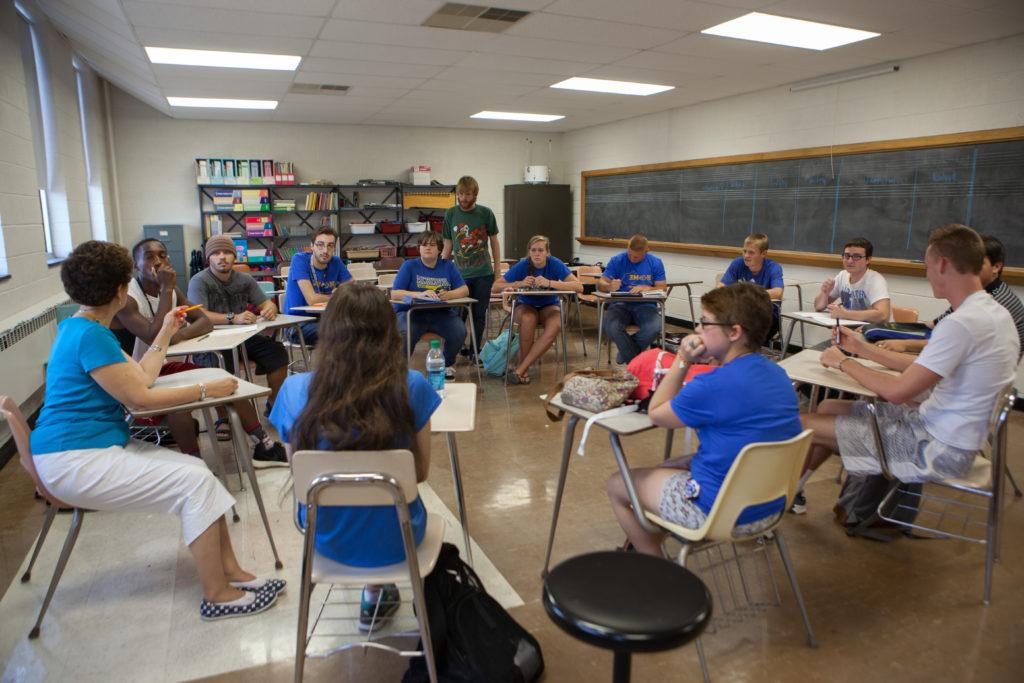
[609,291,665,298]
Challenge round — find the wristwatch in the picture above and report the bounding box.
[227,312,235,324]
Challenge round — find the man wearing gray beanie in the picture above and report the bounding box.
[187,236,289,464]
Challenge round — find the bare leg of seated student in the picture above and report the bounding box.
[606,465,683,556]
[513,305,561,382]
[800,399,854,473]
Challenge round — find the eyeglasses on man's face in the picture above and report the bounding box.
[697,318,735,328]
[842,252,866,261]
[313,242,336,250]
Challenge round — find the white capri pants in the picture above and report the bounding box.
[34,439,235,545]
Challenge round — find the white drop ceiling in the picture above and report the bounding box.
[36,0,1024,131]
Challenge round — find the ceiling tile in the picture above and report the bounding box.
[331,0,443,25]
[295,71,425,90]
[152,63,298,83]
[300,57,445,79]
[122,1,326,38]
[486,34,638,63]
[655,32,807,64]
[452,52,594,76]
[430,66,559,87]
[765,0,963,33]
[128,0,336,15]
[134,27,314,55]
[505,12,685,50]
[311,40,469,67]
[319,19,493,51]
[544,0,743,32]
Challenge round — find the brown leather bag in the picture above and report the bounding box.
[544,370,639,421]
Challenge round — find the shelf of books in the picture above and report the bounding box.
[196,160,455,274]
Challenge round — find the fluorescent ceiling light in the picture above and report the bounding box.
[471,111,564,122]
[550,77,673,96]
[167,97,278,110]
[701,12,879,51]
[146,46,301,71]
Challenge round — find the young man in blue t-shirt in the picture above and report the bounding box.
[283,227,353,345]
[719,233,785,343]
[392,231,470,377]
[599,234,667,364]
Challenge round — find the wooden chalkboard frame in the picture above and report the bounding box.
[578,126,1024,285]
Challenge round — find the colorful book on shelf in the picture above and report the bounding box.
[244,215,273,236]
[232,237,247,261]
[205,214,223,236]
[240,189,270,211]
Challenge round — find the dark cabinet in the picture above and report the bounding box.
[503,184,573,262]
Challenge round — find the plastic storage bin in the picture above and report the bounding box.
[349,223,375,235]
[406,222,428,233]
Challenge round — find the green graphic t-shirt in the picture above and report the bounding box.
[443,204,499,278]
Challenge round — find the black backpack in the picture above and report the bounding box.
[834,473,922,529]
[403,543,544,683]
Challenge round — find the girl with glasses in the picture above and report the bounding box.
[607,283,802,554]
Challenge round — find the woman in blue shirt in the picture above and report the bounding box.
[391,231,470,377]
[30,241,282,621]
[270,283,441,631]
[492,235,581,384]
[607,283,801,554]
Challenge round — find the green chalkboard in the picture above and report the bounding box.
[583,135,1024,267]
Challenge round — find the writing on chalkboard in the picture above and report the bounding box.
[583,137,1024,267]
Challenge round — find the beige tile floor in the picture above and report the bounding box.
[2,310,1023,681]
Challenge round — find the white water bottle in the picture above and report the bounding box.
[426,339,445,391]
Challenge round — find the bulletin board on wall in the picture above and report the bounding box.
[579,127,1024,284]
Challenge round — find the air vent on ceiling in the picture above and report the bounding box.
[423,3,530,33]
[289,83,350,96]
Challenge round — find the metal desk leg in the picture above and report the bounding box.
[609,433,662,534]
[294,323,311,369]
[405,310,413,361]
[560,300,568,375]
[504,299,517,387]
[684,284,697,331]
[596,299,607,366]
[663,429,674,462]
[467,303,483,385]
[200,406,241,520]
[660,301,666,349]
[446,433,473,567]
[227,405,283,569]
[575,295,587,357]
[542,415,580,578]
[781,318,799,360]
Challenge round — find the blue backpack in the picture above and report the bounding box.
[480,330,520,377]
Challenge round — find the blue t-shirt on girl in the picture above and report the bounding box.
[669,353,800,524]
[283,252,352,314]
[392,258,466,314]
[31,318,130,455]
[603,252,666,307]
[503,256,571,308]
[270,369,441,567]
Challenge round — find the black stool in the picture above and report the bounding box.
[543,551,712,683]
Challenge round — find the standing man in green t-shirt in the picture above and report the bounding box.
[442,175,501,358]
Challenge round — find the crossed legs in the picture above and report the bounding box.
[606,456,691,556]
[800,399,854,475]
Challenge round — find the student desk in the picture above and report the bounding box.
[778,349,897,410]
[541,393,675,577]
[292,303,326,315]
[218,313,316,370]
[391,297,483,384]
[502,289,574,383]
[779,311,865,360]
[166,326,261,383]
[431,382,477,566]
[128,367,284,569]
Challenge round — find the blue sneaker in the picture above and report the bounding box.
[358,584,400,632]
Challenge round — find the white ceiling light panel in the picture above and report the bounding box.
[146,47,301,70]
[701,12,880,51]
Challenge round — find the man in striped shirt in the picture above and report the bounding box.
[879,234,1024,360]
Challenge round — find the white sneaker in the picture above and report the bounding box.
[444,366,456,379]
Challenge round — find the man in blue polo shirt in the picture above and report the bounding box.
[283,226,352,345]
[600,234,667,364]
[719,233,785,343]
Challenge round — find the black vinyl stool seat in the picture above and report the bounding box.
[543,551,712,682]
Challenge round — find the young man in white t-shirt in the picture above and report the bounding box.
[799,224,1018,491]
[813,237,890,323]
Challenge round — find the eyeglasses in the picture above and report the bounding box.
[697,319,735,328]
[313,242,335,250]
[842,253,865,261]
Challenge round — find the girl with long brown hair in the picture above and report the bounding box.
[269,283,441,630]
